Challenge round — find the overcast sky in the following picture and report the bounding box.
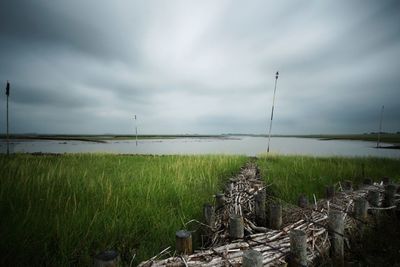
[0,0,399,135]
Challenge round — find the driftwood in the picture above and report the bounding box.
[138,163,388,267]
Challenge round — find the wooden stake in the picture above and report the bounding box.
[328,210,344,266]
[255,189,266,226]
[325,185,335,199]
[229,214,244,240]
[215,193,225,210]
[242,249,263,267]
[289,229,307,267]
[383,184,397,207]
[382,176,390,185]
[354,197,368,221]
[363,178,372,185]
[343,180,353,192]
[269,203,282,230]
[94,250,119,267]
[176,230,192,255]
[367,190,380,207]
[297,194,308,208]
[203,203,215,227]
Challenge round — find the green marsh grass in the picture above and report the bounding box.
[0,154,247,266]
[257,155,400,204]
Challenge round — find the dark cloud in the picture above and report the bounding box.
[0,0,399,134]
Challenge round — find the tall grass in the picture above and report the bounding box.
[257,155,400,204]
[0,154,247,266]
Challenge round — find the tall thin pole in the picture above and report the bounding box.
[377,105,384,148]
[134,115,138,146]
[267,71,279,153]
[5,81,10,156]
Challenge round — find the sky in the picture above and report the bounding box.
[0,0,399,135]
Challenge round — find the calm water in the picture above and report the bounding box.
[0,137,399,158]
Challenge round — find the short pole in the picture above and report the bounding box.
[363,178,372,185]
[354,197,368,221]
[343,180,353,192]
[255,189,266,226]
[269,203,282,230]
[176,230,192,255]
[298,194,308,208]
[229,214,244,240]
[203,203,215,227]
[382,176,390,185]
[328,210,344,266]
[94,250,119,267]
[383,184,397,207]
[242,249,263,267]
[367,190,380,207]
[289,229,307,267]
[325,185,335,199]
[215,193,225,210]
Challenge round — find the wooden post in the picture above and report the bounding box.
[229,214,244,240]
[343,180,353,192]
[382,176,390,185]
[297,194,308,208]
[176,230,192,255]
[255,189,266,226]
[328,210,344,266]
[94,250,119,267]
[269,203,282,230]
[289,229,307,267]
[367,190,380,207]
[203,203,215,227]
[215,193,225,210]
[354,197,368,221]
[363,178,372,185]
[383,184,397,207]
[325,185,335,199]
[242,249,263,267]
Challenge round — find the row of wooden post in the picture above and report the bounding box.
[93,179,398,266]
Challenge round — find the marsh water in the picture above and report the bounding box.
[0,137,399,158]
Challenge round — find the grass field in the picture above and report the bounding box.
[1,154,399,266]
[257,155,400,204]
[0,154,247,266]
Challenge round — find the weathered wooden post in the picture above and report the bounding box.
[255,189,266,226]
[289,229,307,266]
[242,249,263,267]
[176,230,193,255]
[325,185,335,199]
[354,197,368,221]
[367,190,380,207]
[298,194,308,208]
[203,203,215,227]
[328,210,344,266]
[343,180,353,192]
[269,202,282,229]
[382,176,390,185]
[383,184,397,207]
[363,178,372,185]
[215,193,225,210]
[94,250,119,267]
[229,214,244,239]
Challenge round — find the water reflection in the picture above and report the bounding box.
[0,137,399,158]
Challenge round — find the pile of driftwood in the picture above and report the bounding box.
[137,163,395,267]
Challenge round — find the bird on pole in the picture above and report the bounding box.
[5,81,10,155]
[267,71,279,154]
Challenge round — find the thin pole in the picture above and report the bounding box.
[377,105,384,148]
[6,81,10,156]
[267,71,279,153]
[134,115,138,146]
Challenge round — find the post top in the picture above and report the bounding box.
[94,250,118,261]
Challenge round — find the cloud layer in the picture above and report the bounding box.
[1,0,399,134]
